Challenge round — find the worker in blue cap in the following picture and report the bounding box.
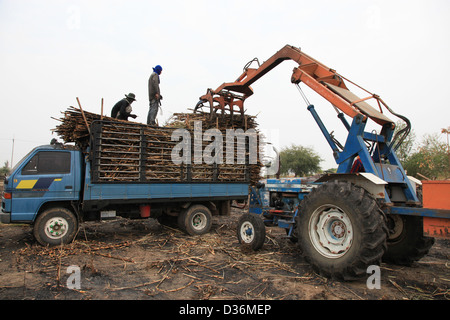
[147,65,163,125]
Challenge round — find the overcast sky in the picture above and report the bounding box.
[1,0,449,170]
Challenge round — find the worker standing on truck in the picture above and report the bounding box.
[111,93,137,121]
[147,65,163,125]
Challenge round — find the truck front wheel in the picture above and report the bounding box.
[33,207,78,246]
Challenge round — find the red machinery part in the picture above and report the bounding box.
[422,181,450,239]
[140,205,151,218]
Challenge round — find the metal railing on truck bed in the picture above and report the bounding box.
[89,120,258,184]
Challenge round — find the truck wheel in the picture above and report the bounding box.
[296,181,387,280]
[237,213,266,251]
[178,204,212,235]
[33,207,78,246]
[383,215,434,266]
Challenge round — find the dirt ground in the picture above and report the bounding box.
[0,207,449,301]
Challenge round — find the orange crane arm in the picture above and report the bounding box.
[198,44,393,126]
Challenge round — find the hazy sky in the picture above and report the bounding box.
[1,0,449,170]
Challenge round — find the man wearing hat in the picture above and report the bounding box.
[147,65,163,125]
[111,93,137,121]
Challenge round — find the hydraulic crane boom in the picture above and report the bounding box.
[196,44,394,127]
[196,44,415,206]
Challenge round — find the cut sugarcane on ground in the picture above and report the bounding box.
[0,207,449,300]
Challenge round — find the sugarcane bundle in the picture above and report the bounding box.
[52,106,264,185]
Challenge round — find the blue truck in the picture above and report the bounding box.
[1,119,250,246]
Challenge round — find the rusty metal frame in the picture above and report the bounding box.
[198,44,394,127]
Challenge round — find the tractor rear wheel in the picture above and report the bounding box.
[297,181,387,280]
[383,215,434,265]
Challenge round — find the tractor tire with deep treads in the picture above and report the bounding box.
[383,215,434,266]
[296,181,388,280]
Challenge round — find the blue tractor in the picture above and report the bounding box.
[197,45,449,279]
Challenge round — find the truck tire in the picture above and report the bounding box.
[178,204,212,236]
[33,207,78,246]
[383,215,434,266]
[296,181,387,280]
[236,213,266,251]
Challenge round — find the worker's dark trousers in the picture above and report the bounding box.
[147,100,159,125]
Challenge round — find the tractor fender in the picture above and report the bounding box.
[315,173,387,199]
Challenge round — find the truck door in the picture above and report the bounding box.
[10,150,76,222]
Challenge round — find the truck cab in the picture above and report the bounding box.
[1,143,82,224]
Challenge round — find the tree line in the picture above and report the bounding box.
[278,122,450,180]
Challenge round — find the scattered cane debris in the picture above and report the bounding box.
[2,212,448,300]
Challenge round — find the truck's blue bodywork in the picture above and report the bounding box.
[1,145,249,223]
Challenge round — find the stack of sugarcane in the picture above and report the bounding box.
[52,106,263,185]
[166,112,260,131]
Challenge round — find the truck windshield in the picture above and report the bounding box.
[22,151,71,175]
[10,148,37,174]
